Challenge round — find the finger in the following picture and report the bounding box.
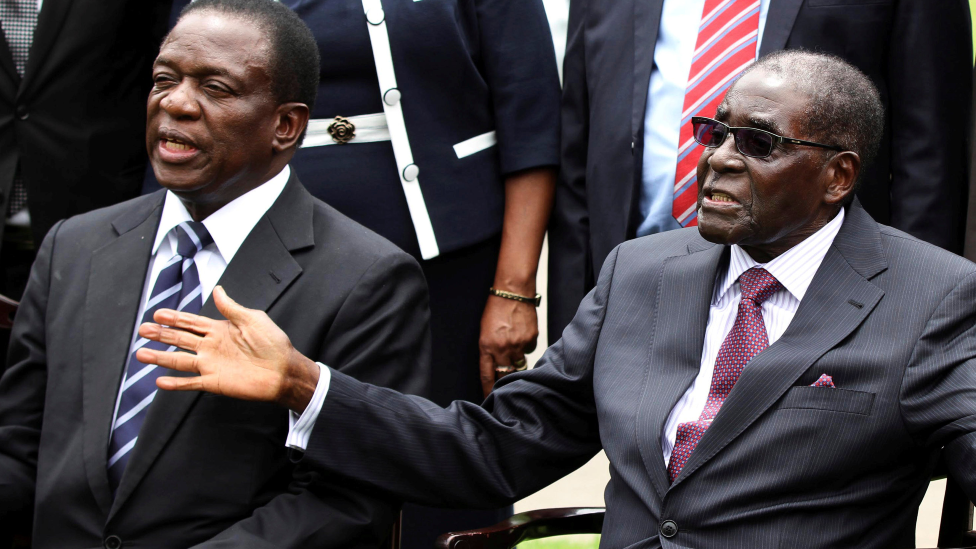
[479,352,496,398]
[152,308,213,335]
[213,286,253,326]
[157,375,210,392]
[523,337,538,355]
[138,323,204,352]
[135,347,200,374]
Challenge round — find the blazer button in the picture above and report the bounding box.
[104,535,122,549]
[15,105,28,120]
[660,520,678,538]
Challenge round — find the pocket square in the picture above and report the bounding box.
[811,374,836,388]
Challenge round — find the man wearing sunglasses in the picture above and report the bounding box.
[137,51,976,548]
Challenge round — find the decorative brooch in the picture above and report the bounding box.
[328,116,356,144]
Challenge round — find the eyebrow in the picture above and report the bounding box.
[746,116,782,135]
[153,57,238,81]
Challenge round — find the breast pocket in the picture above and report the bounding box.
[777,386,875,415]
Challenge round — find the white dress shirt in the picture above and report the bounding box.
[114,167,304,442]
[637,0,770,237]
[661,208,845,465]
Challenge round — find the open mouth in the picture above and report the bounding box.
[706,191,738,204]
[161,137,197,152]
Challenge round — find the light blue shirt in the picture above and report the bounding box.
[637,0,769,237]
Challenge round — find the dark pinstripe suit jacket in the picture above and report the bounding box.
[303,202,976,549]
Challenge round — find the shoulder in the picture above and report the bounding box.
[614,227,713,269]
[45,192,163,253]
[878,225,976,283]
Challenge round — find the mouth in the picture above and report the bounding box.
[155,130,201,163]
[703,191,740,206]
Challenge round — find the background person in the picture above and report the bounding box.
[153,0,561,545]
[548,0,973,340]
[0,2,430,546]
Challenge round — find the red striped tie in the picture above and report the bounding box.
[672,0,761,227]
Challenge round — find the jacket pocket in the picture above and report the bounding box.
[777,386,875,415]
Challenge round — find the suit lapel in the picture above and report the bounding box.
[636,236,726,500]
[757,0,803,57]
[631,0,666,139]
[108,173,314,520]
[0,33,16,84]
[671,204,888,487]
[19,0,76,95]
[81,194,165,516]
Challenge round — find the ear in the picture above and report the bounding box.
[822,151,860,205]
[271,102,310,153]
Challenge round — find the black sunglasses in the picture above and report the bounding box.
[691,116,845,158]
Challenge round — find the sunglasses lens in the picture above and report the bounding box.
[693,119,726,148]
[736,129,774,157]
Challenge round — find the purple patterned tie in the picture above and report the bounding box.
[668,267,782,482]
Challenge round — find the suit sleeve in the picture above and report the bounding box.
[193,251,431,549]
[295,247,619,509]
[0,220,63,515]
[886,0,971,253]
[547,0,593,341]
[899,271,976,503]
[475,0,561,174]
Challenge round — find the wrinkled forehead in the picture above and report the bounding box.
[158,10,272,76]
[716,69,812,136]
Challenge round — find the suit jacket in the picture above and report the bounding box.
[298,202,976,549]
[548,0,973,339]
[157,0,561,257]
[0,0,172,250]
[0,172,432,548]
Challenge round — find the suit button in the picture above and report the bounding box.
[660,520,678,538]
[15,105,28,120]
[104,535,122,549]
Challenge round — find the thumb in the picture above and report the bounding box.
[213,285,250,325]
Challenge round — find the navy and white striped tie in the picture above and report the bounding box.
[107,221,213,491]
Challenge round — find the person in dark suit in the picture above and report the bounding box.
[150,0,560,545]
[0,1,429,547]
[548,0,973,340]
[138,52,976,549]
[0,0,174,370]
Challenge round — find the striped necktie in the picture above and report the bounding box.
[671,0,760,227]
[667,267,781,482]
[107,221,214,492]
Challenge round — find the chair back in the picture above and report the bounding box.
[0,294,17,330]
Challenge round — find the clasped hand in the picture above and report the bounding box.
[135,286,320,413]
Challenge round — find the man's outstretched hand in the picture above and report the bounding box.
[136,286,320,413]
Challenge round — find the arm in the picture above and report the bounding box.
[547,0,592,341]
[479,167,556,396]
[472,0,560,395]
[886,0,971,253]
[137,248,622,509]
[900,270,976,503]
[0,221,62,515]
[192,253,430,548]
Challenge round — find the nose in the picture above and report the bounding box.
[159,81,202,120]
[706,129,746,173]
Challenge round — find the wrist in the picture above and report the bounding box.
[491,275,536,297]
[280,349,319,414]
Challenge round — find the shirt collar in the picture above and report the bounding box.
[715,207,846,303]
[152,165,291,262]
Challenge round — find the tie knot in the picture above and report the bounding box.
[173,221,214,258]
[738,267,782,304]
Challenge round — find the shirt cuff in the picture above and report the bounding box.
[285,362,331,451]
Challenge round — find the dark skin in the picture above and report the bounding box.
[148,11,309,222]
[135,68,861,413]
[696,69,860,262]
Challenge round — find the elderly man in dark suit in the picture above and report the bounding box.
[137,52,976,549]
[0,1,430,547]
[548,0,973,341]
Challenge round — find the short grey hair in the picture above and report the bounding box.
[735,50,885,194]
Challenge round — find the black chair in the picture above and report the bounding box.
[0,294,16,331]
[436,477,974,549]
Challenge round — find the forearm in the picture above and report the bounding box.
[493,167,556,296]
